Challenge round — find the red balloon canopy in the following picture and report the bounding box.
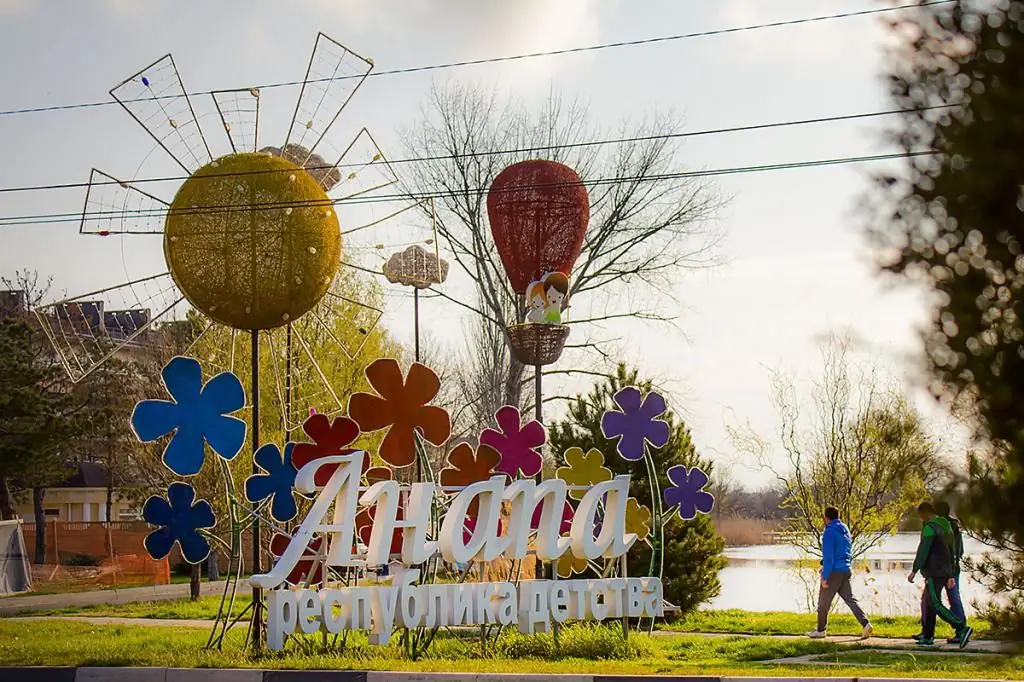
[486,160,589,295]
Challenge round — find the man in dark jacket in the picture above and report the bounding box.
[806,506,872,639]
[909,502,972,648]
[933,500,966,641]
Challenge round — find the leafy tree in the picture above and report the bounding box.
[549,363,726,615]
[728,334,942,558]
[869,0,1024,632]
[0,270,87,563]
[79,355,146,521]
[0,317,79,561]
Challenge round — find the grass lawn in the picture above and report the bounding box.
[0,620,1020,677]
[22,599,997,643]
[666,609,997,640]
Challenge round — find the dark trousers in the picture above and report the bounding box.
[921,576,967,638]
[817,571,869,632]
[919,575,966,627]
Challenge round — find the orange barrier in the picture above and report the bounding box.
[21,521,170,592]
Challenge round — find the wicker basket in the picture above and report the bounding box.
[506,323,570,366]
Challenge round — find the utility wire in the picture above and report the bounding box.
[0,150,937,228]
[0,104,955,196]
[0,1,952,119]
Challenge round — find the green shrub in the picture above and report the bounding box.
[494,623,653,660]
[63,553,100,567]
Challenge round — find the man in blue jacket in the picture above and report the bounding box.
[807,506,873,639]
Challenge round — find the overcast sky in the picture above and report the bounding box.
[0,0,965,486]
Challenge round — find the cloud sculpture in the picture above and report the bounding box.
[259,143,341,191]
[383,245,449,289]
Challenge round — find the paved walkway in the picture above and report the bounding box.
[654,629,1014,654]
[8,615,218,628]
[0,581,227,616]
[2,615,1015,654]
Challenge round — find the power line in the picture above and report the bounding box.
[0,150,936,228]
[0,104,954,196]
[0,1,952,119]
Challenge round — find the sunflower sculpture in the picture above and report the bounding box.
[35,33,441,432]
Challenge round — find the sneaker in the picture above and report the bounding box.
[806,630,827,639]
[958,626,974,649]
[862,624,874,640]
[911,633,925,642]
[946,636,960,644]
[918,637,936,647]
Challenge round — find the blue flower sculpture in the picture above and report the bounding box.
[142,482,216,564]
[599,387,670,461]
[663,465,715,520]
[131,356,247,476]
[244,442,299,522]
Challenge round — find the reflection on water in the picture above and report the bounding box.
[710,533,996,616]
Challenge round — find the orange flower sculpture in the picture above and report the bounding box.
[438,442,501,516]
[348,359,452,468]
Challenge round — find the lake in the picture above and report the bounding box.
[710,533,996,616]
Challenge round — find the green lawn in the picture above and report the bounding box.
[666,609,997,640]
[23,599,997,643]
[0,620,1019,677]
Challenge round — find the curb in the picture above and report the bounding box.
[0,671,1006,682]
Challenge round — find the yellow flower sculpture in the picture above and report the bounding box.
[557,552,588,578]
[625,497,652,542]
[556,447,613,501]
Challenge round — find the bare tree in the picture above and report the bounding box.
[402,83,724,418]
[727,333,944,558]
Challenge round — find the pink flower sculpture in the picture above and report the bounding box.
[480,405,546,478]
[530,499,574,535]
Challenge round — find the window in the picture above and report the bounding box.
[44,509,60,518]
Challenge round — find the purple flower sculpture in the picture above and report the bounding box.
[664,465,715,520]
[600,387,670,461]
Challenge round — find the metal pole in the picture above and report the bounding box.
[534,366,560,645]
[285,324,292,443]
[251,329,262,651]
[284,324,293,536]
[414,288,421,485]
[534,367,542,423]
[414,288,421,364]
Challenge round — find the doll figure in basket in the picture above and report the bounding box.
[525,272,570,325]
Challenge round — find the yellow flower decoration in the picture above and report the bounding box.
[556,447,613,501]
[557,552,588,578]
[625,497,652,542]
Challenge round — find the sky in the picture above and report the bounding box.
[0,0,967,486]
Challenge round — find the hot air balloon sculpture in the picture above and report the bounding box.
[486,160,589,367]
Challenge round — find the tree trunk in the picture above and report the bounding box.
[0,478,16,520]
[190,562,201,600]
[32,487,46,564]
[105,482,113,524]
[207,552,220,581]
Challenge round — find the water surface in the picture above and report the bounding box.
[710,533,996,616]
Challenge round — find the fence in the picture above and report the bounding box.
[18,521,538,590]
[21,520,169,591]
